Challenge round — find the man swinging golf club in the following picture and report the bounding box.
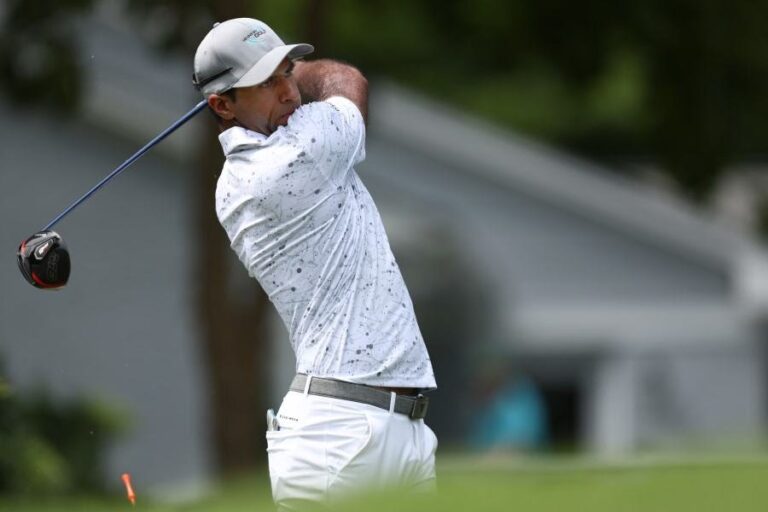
[193,18,437,509]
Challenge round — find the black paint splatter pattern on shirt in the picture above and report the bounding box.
[215,97,435,389]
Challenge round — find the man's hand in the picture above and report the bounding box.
[293,59,368,122]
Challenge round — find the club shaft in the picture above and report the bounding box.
[42,100,208,231]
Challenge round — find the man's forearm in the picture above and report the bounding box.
[294,59,368,122]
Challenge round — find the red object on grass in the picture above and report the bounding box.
[121,473,136,506]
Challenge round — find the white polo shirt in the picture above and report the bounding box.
[215,96,436,389]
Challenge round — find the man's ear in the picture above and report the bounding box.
[208,94,235,120]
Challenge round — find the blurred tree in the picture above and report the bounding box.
[0,357,125,495]
[0,0,276,476]
[630,0,768,200]
[0,0,95,111]
[291,0,768,202]
[123,0,274,475]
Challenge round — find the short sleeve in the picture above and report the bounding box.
[283,96,366,182]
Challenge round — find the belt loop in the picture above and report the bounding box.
[388,391,396,414]
[303,375,313,396]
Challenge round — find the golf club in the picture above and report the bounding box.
[17,99,208,290]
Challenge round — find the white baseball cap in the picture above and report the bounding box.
[193,18,314,96]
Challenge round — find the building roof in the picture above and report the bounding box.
[369,83,768,314]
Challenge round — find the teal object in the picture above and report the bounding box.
[470,377,547,450]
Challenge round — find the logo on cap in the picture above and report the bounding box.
[243,28,266,45]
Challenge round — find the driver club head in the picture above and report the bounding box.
[12,102,205,292]
[17,230,71,290]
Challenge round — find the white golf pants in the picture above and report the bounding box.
[266,389,438,509]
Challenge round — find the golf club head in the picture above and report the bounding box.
[17,230,71,290]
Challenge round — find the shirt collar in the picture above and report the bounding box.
[218,126,268,156]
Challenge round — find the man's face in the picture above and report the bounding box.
[210,58,300,135]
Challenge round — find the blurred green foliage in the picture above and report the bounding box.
[0,361,127,495]
[320,0,768,200]
[0,0,95,111]
[3,0,768,200]
[258,0,768,202]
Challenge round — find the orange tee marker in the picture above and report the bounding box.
[121,473,136,506]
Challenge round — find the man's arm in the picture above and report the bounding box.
[293,59,368,123]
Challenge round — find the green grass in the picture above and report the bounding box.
[3,456,768,511]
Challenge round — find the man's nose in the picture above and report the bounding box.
[278,77,299,103]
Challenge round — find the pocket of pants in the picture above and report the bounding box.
[266,404,373,501]
[265,397,310,501]
[265,428,301,503]
[265,428,295,478]
[324,410,372,479]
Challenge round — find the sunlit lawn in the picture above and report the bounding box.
[4,455,768,512]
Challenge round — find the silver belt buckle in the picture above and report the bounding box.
[409,394,429,419]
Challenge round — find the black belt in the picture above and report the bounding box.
[289,374,430,420]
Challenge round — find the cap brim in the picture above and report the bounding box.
[233,43,314,89]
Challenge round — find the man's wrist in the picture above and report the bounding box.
[292,58,368,120]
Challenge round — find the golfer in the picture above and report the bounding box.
[193,18,437,509]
